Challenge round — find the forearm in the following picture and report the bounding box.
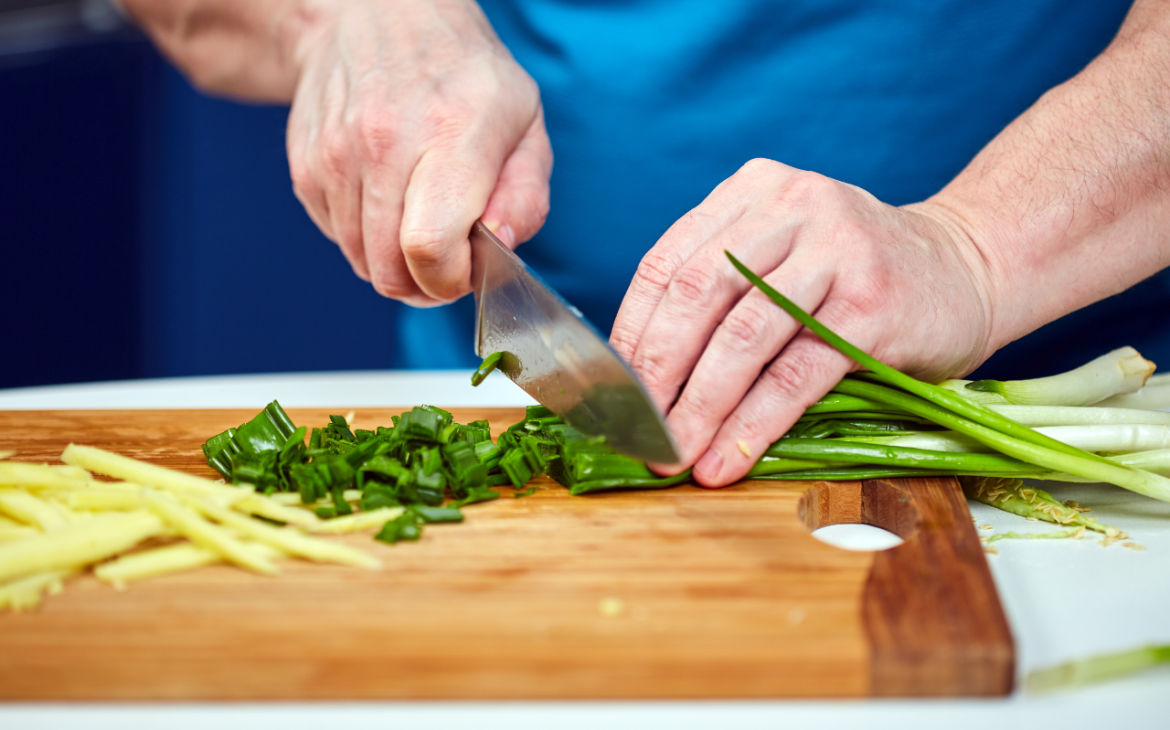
[923,0,1170,361]
[120,0,316,100]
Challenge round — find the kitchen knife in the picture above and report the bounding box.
[469,220,680,464]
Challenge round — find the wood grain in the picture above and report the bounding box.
[0,409,1013,699]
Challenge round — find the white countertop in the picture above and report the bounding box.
[2,370,1167,729]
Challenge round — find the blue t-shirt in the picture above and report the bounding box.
[399,0,1162,380]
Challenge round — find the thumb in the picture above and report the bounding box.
[481,109,553,249]
[398,145,498,302]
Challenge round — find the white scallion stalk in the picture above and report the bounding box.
[966,347,1156,406]
[874,424,1170,454]
[986,404,1170,426]
[1109,449,1170,476]
[1037,424,1170,452]
[1095,373,1170,409]
[935,379,1010,404]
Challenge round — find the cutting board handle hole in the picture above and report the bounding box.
[810,524,904,551]
[797,480,920,552]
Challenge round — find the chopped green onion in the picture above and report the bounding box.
[471,351,504,386]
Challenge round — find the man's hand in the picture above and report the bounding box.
[610,161,995,487]
[124,0,552,306]
[614,0,1170,488]
[285,0,551,305]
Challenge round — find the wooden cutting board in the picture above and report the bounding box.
[0,408,1013,699]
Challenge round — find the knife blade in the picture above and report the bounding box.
[469,220,679,464]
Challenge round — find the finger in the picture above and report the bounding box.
[361,145,436,305]
[323,173,368,281]
[627,215,807,415]
[481,108,553,249]
[660,250,834,470]
[692,310,864,488]
[317,71,371,281]
[398,133,506,301]
[287,81,335,244]
[609,159,800,363]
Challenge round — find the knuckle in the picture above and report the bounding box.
[288,159,315,197]
[759,355,808,402]
[719,304,773,351]
[673,385,718,426]
[722,404,778,448]
[371,276,412,301]
[634,249,682,293]
[529,189,551,226]
[352,107,400,164]
[319,134,351,181]
[334,222,362,255]
[421,99,475,146]
[778,170,834,208]
[609,328,639,360]
[632,350,674,395]
[398,229,451,266]
[669,262,721,305]
[739,157,781,179]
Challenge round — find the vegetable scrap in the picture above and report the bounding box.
[1027,644,1170,693]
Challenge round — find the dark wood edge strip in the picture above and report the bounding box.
[860,476,1015,696]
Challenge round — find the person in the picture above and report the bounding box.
[121,0,1170,487]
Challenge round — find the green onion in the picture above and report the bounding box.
[725,251,1117,466]
[765,438,1034,472]
[1096,372,1170,409]
[833,378,1170,502]
[936,379,1009,405]
[471,351,504,386]
[967,347,1155,406]
[986,404,1170,427]
[1026,644,1170,693]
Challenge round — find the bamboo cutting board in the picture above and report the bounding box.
[0,409,1014,699]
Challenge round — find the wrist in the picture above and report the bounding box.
[902,195,1011,368]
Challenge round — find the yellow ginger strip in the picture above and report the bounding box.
[187,496,380,570]
[268,489,362,507]
[67,490,144,511]
[0,569,76,612]
[50,465,93,481]
[0,524,38,543]
[41,496,92,525]
[234,493,322,528]
[307,506,405,534]
[62,444,248,502]
[0,462,91,490]
[0,489,68,531]
[142,491,278,575]
[0,511,164,583]
[94,541,283,587]
[0,450,14,460]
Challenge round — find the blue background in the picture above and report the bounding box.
[3,1,1163,391]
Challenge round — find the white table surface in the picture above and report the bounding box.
[2,370,1168,729]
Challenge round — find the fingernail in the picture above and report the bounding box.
[695,448,723,484]
[497,224,516,248]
